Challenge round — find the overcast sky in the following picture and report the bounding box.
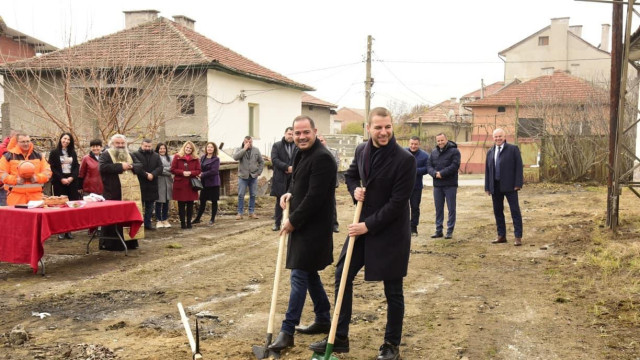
[3,0,631,111]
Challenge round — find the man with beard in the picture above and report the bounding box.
[270,127,296,231]
[310,107,415,360]
[267,116,336,352]
[131,139,163,231]
[99,134,144,250]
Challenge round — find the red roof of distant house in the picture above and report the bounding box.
[406,99,465,124]
[335,107,365,122]
[302,93,337,108]
[2,17,312,91]
[460,81,505,100]
[465,71,608,107]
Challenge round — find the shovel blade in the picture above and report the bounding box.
[310,343,339,360]
[252,345,280,359]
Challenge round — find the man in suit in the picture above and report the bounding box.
[405,136,429,237]
[310,107,415,360]
[485,128,524,246]
[270,127,296,231]
[268,116,336,352]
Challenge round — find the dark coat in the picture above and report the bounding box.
[285,139,337,272]
[344,136,416,281]
[170,155,201,201]
[98,150,144,200]
[200,155,221,187]
[485,142,523,194]
[426,141,461,187]
[405,148,429,190]
[48,148,80,197]
[270,138,297,197]
[131,148,163,202]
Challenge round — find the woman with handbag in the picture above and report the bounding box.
[155,143,174,228]
[193,142,221,226]
[170,141,201,229]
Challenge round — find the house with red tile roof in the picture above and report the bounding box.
[0,10,312,154]
[334,107,365,133]
[404,98,471,144]
[459,70,609,177]
[301,92,337,135]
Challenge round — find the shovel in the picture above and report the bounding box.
[311,198,364,360]
[252,199,291,359]
[177,302,203,359]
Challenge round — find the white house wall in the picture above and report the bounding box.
[206,70,302,155]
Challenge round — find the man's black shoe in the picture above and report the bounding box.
[309,336,349,353]
[268,331,294,351]
[333,225,340,233]
[377,342,400,360]
[411,230,418,237]
[430,232,443,238]
[295,322,330,335]
[272,224,280,231]
[192,219,201,224]
[445,233,453,239]
[64,232,74,239]
[144,226,156,231]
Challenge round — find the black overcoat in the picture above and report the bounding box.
[270,137,297,197]
[344,136,416,281]
[285,139,336,272]
[131,148,163,202]
[484,142,524,194]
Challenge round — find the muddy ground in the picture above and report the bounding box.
[2,182,640,359]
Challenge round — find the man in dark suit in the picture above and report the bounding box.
[268,116,336,352]
[485,128,524,246]
[405,136,429,237]
[310,107,416,360]
[270,127,296,231]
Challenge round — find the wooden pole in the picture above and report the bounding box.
[364,35,373,140]
[607,0,623,228]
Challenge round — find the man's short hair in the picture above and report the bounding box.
[142,138,152,144]
[293,115,315,129]
[410,136,420,142]
[285,127,293,132]
[436,132,447,138]
[89,139,103,147]
[15,131,29,140]
[368,107,393,124]
[244,136,252,141]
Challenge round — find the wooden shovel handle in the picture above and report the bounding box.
[266,199,290,334]
[327,198,364,344]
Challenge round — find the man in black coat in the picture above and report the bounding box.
[270,127,296,231]
[310,107,415,360]
[485,128,524,246]
[268,116,336,352]
[131,139,163,230]
[426,133,461,239]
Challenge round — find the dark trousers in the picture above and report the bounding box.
[333,194,339,227]
[178,201,194,226]
[492,181,523,238]
[335,237,404,346]
[274,196,283,226]
[433,186,457,234]
[281,269,331,335]
[155,201,169,221]
[52,181,81,200]
[409,188,422,229]
[195,186,220,223]
[143,200,155,228]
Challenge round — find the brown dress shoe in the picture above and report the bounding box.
[514,237,522,246]
[491,236,507,244]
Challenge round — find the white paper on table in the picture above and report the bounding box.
[27,200,44,209]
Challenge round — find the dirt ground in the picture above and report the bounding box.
[2,182,640,359]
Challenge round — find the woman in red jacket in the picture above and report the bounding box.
[171,141,201,229]
[78,139,104,195]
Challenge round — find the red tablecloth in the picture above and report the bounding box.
[0,200,143,272]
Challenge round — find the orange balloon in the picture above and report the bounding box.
[18,161,36,179]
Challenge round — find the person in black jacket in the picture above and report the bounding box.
[485,128,524,246]
[48,132,80,239]
[270,127,296,231]
[268,116,336,352]
[426,133,461,239]
[310,107,415,360]
[131,139,163,230]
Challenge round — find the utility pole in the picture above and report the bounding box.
[364,35,373,140]
[607,1,623,228]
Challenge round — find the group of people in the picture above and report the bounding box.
[0,132,223,245]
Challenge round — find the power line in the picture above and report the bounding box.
[285,61,362,75]
[378,57,611,65]
[375,56,436,105]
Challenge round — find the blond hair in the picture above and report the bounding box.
[177,141,198,157]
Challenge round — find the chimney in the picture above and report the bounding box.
[173,15,196,30]
[123,10,159,29]
[601,23,611,52]
[569,25,583,37]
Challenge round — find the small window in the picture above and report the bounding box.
[178,95,195,115]
[538,36,549,46]
[497,106,506,113]
[542,67,554,75]
[248,103,260,138]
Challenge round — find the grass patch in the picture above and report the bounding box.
[166,243,183,249]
